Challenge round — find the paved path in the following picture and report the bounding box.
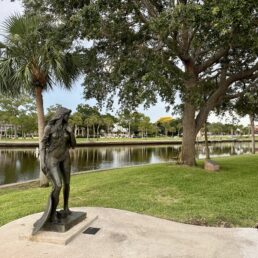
[0,207,258,258]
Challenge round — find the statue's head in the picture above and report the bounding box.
[49,107,72,125]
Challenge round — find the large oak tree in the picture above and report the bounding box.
[24,0,258,165]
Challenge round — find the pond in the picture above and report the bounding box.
[0,142,253,185]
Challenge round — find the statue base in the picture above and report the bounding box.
[20,209,98,245]
[43,211,87,233]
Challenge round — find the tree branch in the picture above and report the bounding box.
[196,47,229,74]
[195,65,229,132]
[195,62,258,132]
[226,62,258,86]
[142,0,159,17]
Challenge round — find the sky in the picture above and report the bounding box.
[0,1,250,125]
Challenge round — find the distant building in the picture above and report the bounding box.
[255,125,258,134]
[0,123,15,137]
[247,123,258,134]
[111,124,129,137]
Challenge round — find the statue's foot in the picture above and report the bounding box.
[57,209,72,219]
[63,208,72,216]
[49,214,60,224]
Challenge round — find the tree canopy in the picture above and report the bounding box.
[23,0,258,165]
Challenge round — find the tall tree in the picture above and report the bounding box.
[235,86,258,154]
[118,109,135,137]
[102,114,116,135]
[24,1,258,166]
[0,15,81,185]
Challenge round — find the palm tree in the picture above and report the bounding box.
[0,15,81,186]
[88,114,99,138]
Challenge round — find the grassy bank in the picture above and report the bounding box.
[0,135,257,144]
[1,155,258,227]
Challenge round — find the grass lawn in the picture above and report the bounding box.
[1,154,258,228]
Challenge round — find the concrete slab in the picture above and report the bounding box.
[0,207,258,258]
[20,211,97,245]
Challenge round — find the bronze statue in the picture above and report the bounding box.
[33,107,76,235]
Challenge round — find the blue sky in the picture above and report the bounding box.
[0,1,250,125]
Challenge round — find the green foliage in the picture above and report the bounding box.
[235,86,258,119]
[0,14,82,95]
[23,0,258,109]
[207,122,248,136]
[156,117,182,136]
[0,95,37,137]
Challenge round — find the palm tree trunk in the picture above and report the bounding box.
[14,125,18,138]
[128,122,131,138]
[97,124,100,137]
[35,86,49,187]
[93,125,95,138]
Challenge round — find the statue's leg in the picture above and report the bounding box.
[60,153,71,216]
[48,164,62,222]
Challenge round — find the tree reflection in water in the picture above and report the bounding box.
[0,142,253,185]
[0,149,39,185]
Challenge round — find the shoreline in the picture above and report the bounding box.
[0,139,256,148]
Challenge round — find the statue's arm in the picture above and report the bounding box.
[40,125,51,175]
[66,126,76,149]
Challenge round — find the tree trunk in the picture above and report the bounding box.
[35,86,49,187]
[204,121,210,159]
[128,122,131,138]
[93,125,95,138]
[97,124,100,137]
[181,102,197,166]
[14,125,18,138]
[249,114,256,154]
[75,125,78,137]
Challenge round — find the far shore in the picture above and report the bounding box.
[0,136,257,148]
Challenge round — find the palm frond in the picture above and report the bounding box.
[0,14,82,95]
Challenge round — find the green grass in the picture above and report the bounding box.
[1,155,258,228]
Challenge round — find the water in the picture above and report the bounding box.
[0,142,253,185]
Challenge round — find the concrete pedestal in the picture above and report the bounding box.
[43,211,87,233]
[20,211,98,245]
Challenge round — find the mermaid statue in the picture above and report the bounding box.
[33,106,76,235]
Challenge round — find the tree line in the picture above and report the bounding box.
[0,95,252,140]
[0,97,183,138]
